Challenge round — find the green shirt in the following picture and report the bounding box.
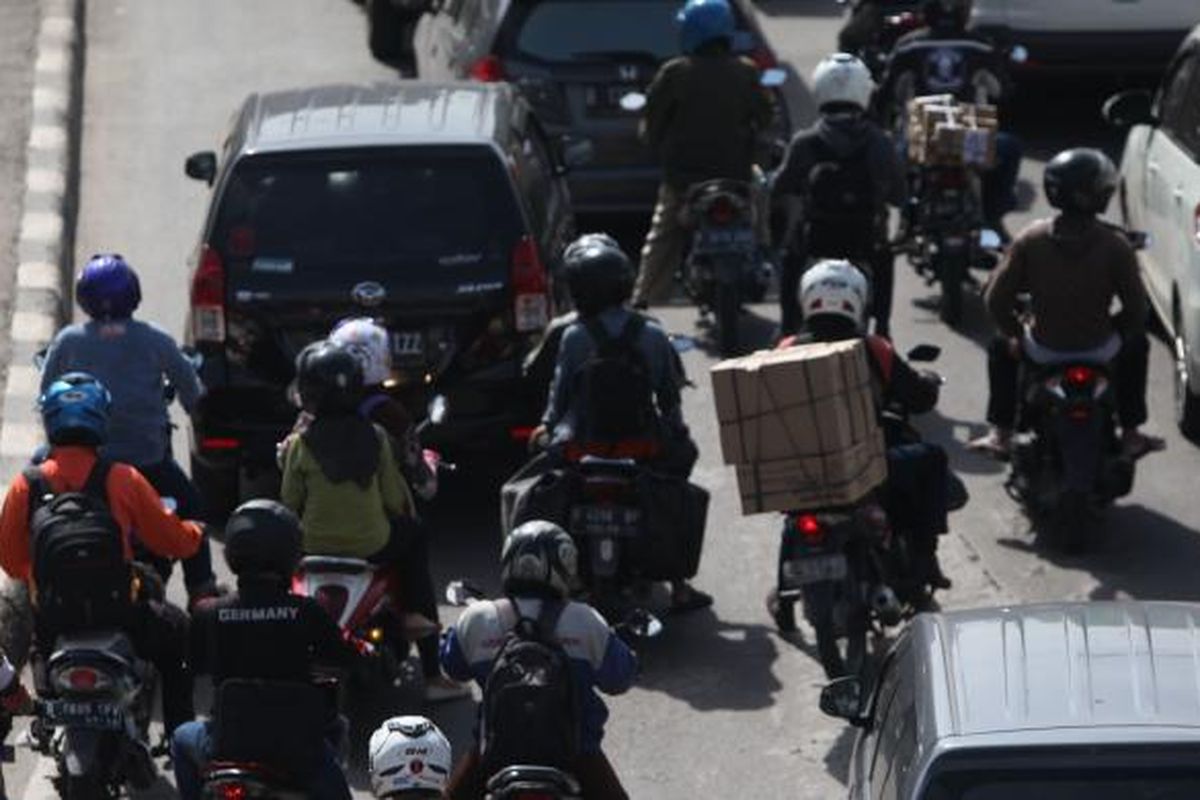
[279,427,413,557]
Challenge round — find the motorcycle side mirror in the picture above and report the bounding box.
[906,344,941,363]
[670,334,696,354]
[1125,230,1151,251]
[181,346,204,372]
[184,151,217,186]
[619,92,647,113]
[1102,89,1155,129]
[32,348,47,372]
[427,394,449,426]
[445,580,484,607]
[760,68,787,89]
[617,608,663,640]
[1009,44,1029,65]
[819,676,867,725]
[979,228,1003,251]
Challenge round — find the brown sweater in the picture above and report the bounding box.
[984,216,1147,351]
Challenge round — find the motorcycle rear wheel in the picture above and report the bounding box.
[1053,489,1091,554]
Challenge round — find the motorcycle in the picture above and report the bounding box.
[485,765,582,800]
[767,345,950,679]
[28,628,158,799]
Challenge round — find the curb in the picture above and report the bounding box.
[0,0,85,662]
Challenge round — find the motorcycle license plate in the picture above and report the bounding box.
[781,554,848,588]
[693,227,755,254]
[43,699,125,731]
[390,330,424,359]
[571,505,641,538]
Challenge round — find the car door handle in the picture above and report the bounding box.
[1148,161,1160,175]
[1174,188,1185,204]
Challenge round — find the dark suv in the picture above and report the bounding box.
[183,82,576,514]
[412,0,797,213]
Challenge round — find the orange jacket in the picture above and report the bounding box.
[0,446,202,585]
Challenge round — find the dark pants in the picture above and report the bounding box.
[36,598,193,736]
[885,443,950,582]
[447,746,628,800]
[985,332,1150,429]
[780,247,893,337]
[136,457,216,594]
[369,519,440,678]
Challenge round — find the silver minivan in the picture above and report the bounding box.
[822,602,1200,799]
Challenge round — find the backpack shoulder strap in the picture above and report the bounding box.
[535,599,566,643]
[583,317,614,353]
[616,315,647,352]
[81,459,114,504]
[22,466,52,523]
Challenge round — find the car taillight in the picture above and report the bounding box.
[1065,365,1096,388]
[52,666,110,694]
[469,55,505,82]
[707,196,738,226]
[749,45,777,71]
[191,245,226,343]
[511,236,549,333]
[313,585,348,621]
[200,437,240,451]
[509,425,536,443]
[793,513,824,542]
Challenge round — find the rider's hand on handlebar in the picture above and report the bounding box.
[1006,337,1021,359]
[528,424,550,454]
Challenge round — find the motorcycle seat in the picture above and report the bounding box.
[486,765,582,795]
[297,556,373,575]
[1021,330,1121,367]
[48,630,139,671]
[205,763,306,795]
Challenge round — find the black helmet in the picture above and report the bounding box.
[500,520,579,599]
[562,233,635,316]
[1043,148,1117,215]
[295,340,364,415]
[224,499,303,578]
[922,0,971,31]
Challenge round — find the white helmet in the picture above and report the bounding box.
[329,317,392,386]
[369,716,452,798]
[799,260,870,330]
[812,53,874,112]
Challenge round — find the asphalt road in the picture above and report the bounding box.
[7,1,1200,798]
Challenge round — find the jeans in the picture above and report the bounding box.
[172,720,350,800]
[634,184,686,306]
[369,519,441,678]
[135,457,216,594]
[985,331,1150,430]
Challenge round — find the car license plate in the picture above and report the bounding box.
[390,331,424,359]
[571,505,641,538]
[781,554,848,587]
[43,699,125,731]
[694,227,755,253]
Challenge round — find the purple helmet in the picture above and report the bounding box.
[76,253,142,320]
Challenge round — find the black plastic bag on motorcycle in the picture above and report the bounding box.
[212,679,330,782]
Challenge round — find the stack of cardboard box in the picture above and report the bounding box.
[907,94,999,169]
[710,339,888,515]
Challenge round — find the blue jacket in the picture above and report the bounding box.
[440,596,637,753]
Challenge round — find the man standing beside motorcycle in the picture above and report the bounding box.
[440,521,638,800]
[38,254,221,607]
[0,373,202,738]
[776,260,955,598]
[969,149,1164,461]
[772,53,905,337]
[531,236,711,612]
[172,500,354,800]
[632,0,774,308]
[878,0,1022,240]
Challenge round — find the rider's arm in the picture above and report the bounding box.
[578,607,637,696]
[377,432,414,519]
[874,129,907,209]
[983,238,1028,339]
[109,464,203,560]
[1112,240,1149,336]
[0,476,33,582]
[279,437,308,516]
[769,134,810,204]
[889,358,940,414]
[159,330,204,415]
[542,325,586,430]
[439,624,474,683]
[648,327,685,429]
[641,62,677,152]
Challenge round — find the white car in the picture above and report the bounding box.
[971,0,1196,76]
[1106,25,1200,440]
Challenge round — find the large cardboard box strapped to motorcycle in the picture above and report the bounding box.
[907,95,998,168]
[710,339,887,514]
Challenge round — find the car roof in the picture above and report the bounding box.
[912,602,1200,741]
[234,82,518,156]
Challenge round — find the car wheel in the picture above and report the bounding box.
[367,0,406,62]
[1173,310,1200,442]
[190,454,240,526]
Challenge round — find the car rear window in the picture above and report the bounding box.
[503,0,753,64]
[926,764,1200,799]
[213,146,522,276]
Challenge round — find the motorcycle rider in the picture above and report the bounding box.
[532,237,711,612]
[879,0,1022,239]
[0,373,201,736]
[172,500,354,800]
[440,520,638,800]
[633,0,774,308]
[777,261,953,592]
[369,715,452,798]
[279,342,467,701]
[772,52,905,337]
[38,253,220,605]
[969,148,1164,460]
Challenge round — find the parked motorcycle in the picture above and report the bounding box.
[28,629,158,799]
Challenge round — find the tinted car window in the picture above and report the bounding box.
[924,769,1200,799]
[213,146,522,278]
[503,0,752,63]
[1159,50,1197,146]
[1177,54,1200,155]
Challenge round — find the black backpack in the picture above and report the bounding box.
[481,598,580,775]
[574,316,656,442]
[804,138,878,260]
[24,461,133,632]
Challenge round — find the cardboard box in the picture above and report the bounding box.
[907,96,999,168]
[711,340,879,465]
[735,435,888,514]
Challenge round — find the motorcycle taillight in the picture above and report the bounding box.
[218,782,247,800]
[313,585,349,621]
[792,513,825,542]
[51,665,112,694]
[1065,365,1096,388]
[707,196,738,226]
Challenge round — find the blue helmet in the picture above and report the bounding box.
[76,253,142,321]
[678,0,735,55]
[40,372,112,446]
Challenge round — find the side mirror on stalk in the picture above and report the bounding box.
[444,580,485,607]
[819,676,868,725]
[906,344,941,363]
[1124,229,1150,251]
[1102,89,1155,129]
[979,228,1003,251]
[616,608,663,641]
[184,151,217,186]
[760,68,787,88]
